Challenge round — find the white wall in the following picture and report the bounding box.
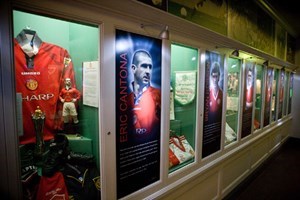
[291,71,300,138]
[291,37,300,138]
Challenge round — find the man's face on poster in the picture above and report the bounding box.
[268,73,272,88]
[133,53,153,87]
[211,72,220,90]
[247,70,253,87]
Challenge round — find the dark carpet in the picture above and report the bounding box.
[224,137,300,200]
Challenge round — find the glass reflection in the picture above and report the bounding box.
[225,57,241,145]
[253,64,264,131]
[169,44,198,172]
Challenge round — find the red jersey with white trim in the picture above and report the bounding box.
[129,86,161,135]
[36,172,69,200]
[279,87,284,102]
[59,87,81,103]
[209,88,222,113]
[15,38,76,144]
[208,88,223,123]
[246,86,253,105]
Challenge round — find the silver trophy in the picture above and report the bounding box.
[31,106,45,157]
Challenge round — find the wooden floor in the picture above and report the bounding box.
[224,137,300,200]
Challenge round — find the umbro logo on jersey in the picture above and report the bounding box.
[21,71,40,75]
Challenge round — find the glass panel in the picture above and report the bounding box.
[278,69,285,119]
[253,64,264,131]
[271,69,279,122]
[228,0,275,55]
[263,67,273,127]
[169,44,198,172]
[288,73,294,114]
[241,61,255,138]
[225,57,241,145]
[275,23,286,60]
[283,72,289,116]
[14,10,101,199]
[168,0,228,35]
[286,33,296,64]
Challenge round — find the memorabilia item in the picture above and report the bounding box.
[59,78,81,134]
[174,71,196,105]
[62,163,101,199]
[169,134,195,168]
[31,106,45,157]
[20,147,39,200]
[14,28,76,144]
[225,123,237,145]
[36,172,69,200]
[170,85,175,120]
[83,61,99,107]
[42,134,70,177]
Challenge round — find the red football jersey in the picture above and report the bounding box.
[15,35,76,144]
[246,86,253,105]
[129,86,161,135]
[36,172,69,200]
[59,87,81,103]
[209,88,222,113]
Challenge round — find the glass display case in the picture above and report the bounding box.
[169,43,198,172]
[13,10,100,199]
[225,57,241,145]
[253,64,264,131]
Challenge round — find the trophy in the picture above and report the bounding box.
[31,106,45,157]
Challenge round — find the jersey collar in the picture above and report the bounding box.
[16,29,42,58]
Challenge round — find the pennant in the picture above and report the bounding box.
[174,71,196,105]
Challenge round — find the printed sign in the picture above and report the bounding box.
[115,29,161,198]
[202,51,224,158]
[241,61,255,138]
[264,67,273,127]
